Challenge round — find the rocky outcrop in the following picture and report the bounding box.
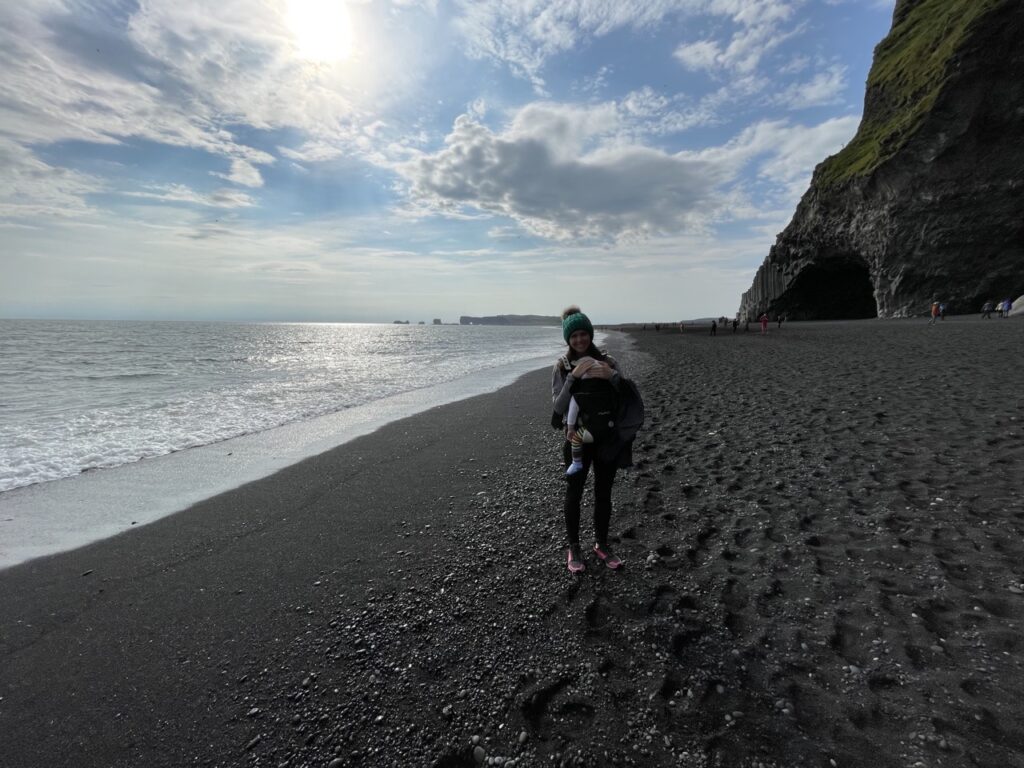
[739,0,1024,320]
[459,314,560,326]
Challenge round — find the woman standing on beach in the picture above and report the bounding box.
[551,306,625,573]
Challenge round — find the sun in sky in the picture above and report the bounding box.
[286,0,354,63]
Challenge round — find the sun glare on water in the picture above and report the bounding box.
[286,0,354,62]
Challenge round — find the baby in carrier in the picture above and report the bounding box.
[564,355,619,476]
[565,356,597,476]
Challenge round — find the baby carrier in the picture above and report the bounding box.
[571,377,619,440]
[551,353,619,440]
[551,353,645,467]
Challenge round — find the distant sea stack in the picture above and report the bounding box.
[739,0,1023,320]
[459,315,560,326]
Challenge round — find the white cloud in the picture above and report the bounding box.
[0,136,103,220]
[0,2,294,173]
[453,0,703,91]
[0,0,396,220]
[825,0,893,8]
[673,0,803,75]
[575,65,613,96]
[399,102,863,241]
[779,54,810,74]
[467,98,488,120]
[123,183,257,208]
[279,140,346,163]
[617,76,765,137]
[399,101,862,240]
[621,87,670,118]
[674,40,722,71]
[773,64,847,109]
[125,0,365,144]
[745,115,861,202]
[212,159,266,188]
[721,20,802,73]
[400,106,726,240]
[508,101,620,159]
[392,0,440,12]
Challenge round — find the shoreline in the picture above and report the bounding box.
[1,330,619,571]
[0,342,590,570]
[2,320,1023,767]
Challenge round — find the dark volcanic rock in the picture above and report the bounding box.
[459,314,560,326]
[739,0,1024,320]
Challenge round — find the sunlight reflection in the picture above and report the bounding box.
[286,0,354,62]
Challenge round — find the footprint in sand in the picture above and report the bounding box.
[520,676,573,730]
[648,584,677,615]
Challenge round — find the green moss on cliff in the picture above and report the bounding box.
[817,0,1006,187]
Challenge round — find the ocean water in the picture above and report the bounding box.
[1,319,589,568]
[0,319,566,493]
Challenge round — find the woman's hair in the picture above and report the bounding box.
[568,343,606,362]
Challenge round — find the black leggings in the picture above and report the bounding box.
[563,441,617,546]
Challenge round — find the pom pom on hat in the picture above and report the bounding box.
[562,309,594,342]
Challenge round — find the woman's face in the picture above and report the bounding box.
[569,329,591,355]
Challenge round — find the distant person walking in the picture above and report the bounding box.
[551,307,627,574]
[981,300,994,319]
[929,302,940,325]
[759,313,769,335]
[710,320,717,336]
[732,318,738,333]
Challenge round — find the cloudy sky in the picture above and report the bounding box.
[1,0,894,323]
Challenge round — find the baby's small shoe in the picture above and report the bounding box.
[565,461,584,476]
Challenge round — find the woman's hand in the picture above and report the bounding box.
[585,362,613,380]
[571,359,595,378]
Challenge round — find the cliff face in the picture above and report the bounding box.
[739,0,1024,320]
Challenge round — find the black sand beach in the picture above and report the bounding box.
[2,318,1024,768]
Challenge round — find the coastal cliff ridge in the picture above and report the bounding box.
[738,0,1023,320]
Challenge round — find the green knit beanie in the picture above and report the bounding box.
[562,311,594,343]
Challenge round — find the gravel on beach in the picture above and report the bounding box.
[2,317,1023,768]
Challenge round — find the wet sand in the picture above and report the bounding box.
[1,317,1023,767]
